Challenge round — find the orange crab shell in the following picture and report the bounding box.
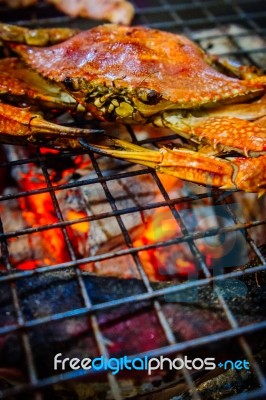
[9,24,265,109]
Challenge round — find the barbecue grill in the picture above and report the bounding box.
[0,0,266,399]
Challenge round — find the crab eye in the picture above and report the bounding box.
[137,89,161,105]
[63,77,79,91]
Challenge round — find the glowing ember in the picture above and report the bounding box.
[18,168,71,265]
[8,153,93,268]
[2,146,215,280]
[66,210,90,233]
[133,207,199,279]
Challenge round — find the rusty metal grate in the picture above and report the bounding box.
[0,0,266,399]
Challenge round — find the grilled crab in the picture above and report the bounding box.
[0,23,266,194]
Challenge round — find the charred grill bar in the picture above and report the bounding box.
[0,0,266,399]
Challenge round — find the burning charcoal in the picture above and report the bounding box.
[54,161,210,279]
[79,169,165,249]
[3,133,263,282]
[0,145,8,194]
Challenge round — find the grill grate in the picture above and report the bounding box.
[0,0,266,399]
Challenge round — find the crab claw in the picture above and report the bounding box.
[80,136,266,194]
[230,155,266,196]
[0,103,103,145]
[0,23,79,46]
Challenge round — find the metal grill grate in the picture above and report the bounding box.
[0,0,266,399]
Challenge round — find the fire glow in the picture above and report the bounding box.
[1,148,215,279]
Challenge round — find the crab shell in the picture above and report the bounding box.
[9,24,266,118]
[1,23,266,194]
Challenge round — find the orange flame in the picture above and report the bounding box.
[66,210,90,233]
[18,172,70,265]
[12,154,212,280]
[133,208,196,280]
[15,154,91,268]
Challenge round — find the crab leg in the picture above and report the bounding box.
[0,103,103,145]
[201,94,266,121]
[81,137,266,194]
[153,112,266,157]
[0,23,79,46]
[0,58,78,111]
[205,54,264,80]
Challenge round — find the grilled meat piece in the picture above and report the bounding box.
[0,0,36,7]
[48,0,134,25]
[0,0,134,25]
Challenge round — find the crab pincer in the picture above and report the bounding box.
[0,23,79,46]
[80,137,266,195]
[0,103,103,146]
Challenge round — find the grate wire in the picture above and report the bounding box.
[0,0,265,399]
[36,149,123,400]
[0,218,42,400]
[88,149,202,399]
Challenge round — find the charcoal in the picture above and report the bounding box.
[168,349,266,400]
[130,353,264,400]
[0,247,265,383]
